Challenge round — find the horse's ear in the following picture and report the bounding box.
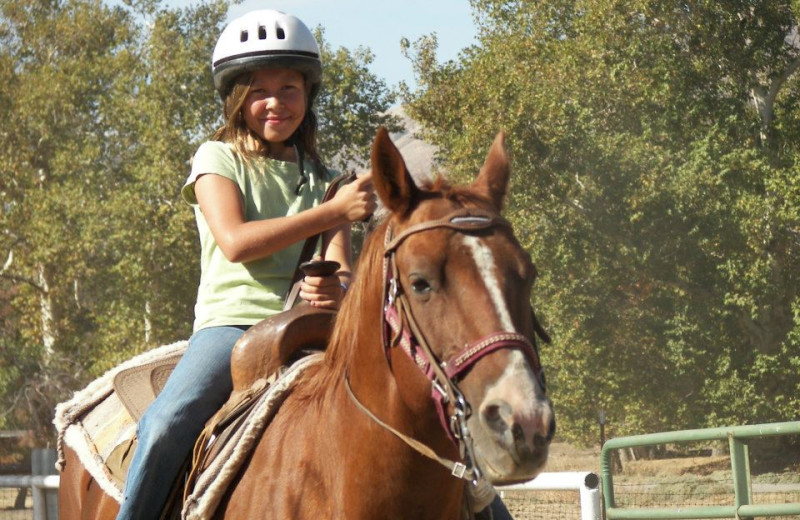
[371,127,419,216]
[472,132,510,211]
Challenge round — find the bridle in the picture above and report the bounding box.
[345,206,547,484]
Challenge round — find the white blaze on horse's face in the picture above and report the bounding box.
[461,235,516,332]
[461,233,552,483]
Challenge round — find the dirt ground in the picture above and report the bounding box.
[0,488,31,520]
[546,439,800,478]
[545,440,604,473]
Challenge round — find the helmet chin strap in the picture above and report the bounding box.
[290,123,328,195]
[293,141,308,195]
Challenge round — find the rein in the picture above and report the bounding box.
[345,207,547,484]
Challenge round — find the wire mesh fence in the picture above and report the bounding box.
[0,487,31,520]
[613,477,800,520]
[501,489,584,519]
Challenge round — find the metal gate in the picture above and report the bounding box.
[600,421,800,519]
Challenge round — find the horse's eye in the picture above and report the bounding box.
[409,276,432,295]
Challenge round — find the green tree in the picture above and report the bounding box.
[87,1,227,371]
[403,0,800,444]
[1,0,152,440]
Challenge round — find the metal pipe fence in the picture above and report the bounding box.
[0,476,59,520]
[600,421,800,519]
[498,471,602,520]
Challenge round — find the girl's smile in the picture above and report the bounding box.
[243,68,307,157]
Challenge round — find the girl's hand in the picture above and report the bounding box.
[299,273,346,309]
[332,172,377,222]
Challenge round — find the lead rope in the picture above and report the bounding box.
[345,243,483,484]
[342,232,480,482]
[343,374,477,482]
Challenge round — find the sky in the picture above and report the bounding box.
[177,0,479,88]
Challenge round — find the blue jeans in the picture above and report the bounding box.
[117,326,247,520]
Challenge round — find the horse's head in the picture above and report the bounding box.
[369,127,555,485]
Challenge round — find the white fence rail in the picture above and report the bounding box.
[0,475,60,520]
[1,472,601,520]
[498,471,603,520]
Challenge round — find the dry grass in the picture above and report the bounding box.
[623,455,730,476]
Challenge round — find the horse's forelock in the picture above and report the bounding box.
[402,176,496,217]
[435,177,496,212]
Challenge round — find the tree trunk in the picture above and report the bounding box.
[37,263,56,362]
[749,54,800,149]
[144,299,152,344]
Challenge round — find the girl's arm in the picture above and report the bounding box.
[321,222,353,283]
[195,172,373,264]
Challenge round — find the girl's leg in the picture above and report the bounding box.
[116,326,246,520]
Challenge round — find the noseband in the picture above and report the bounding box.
[346,207,547,484]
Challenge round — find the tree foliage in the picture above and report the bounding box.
[403,0,800,444]
[315,28,402,171]
[0,0,399,442]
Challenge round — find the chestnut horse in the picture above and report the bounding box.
[59,128,554,519]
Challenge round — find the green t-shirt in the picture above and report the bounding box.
[182,141,332,332]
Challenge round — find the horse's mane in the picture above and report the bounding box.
[303,217,389,397]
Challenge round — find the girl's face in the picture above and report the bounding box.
[242,68,307,156]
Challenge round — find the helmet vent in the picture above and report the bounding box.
[258,26,267,40]
[276,27,286,39]
[240,30,248,42]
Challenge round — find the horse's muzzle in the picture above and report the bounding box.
[468,355,555,484]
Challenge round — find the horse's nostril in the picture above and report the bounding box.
[512,423,524,443]
[481,399,512,434]
[483,404,500,425]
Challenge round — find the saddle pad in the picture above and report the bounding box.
[182,353,323,520]
[53,341,189,502]
[113,350,184,421]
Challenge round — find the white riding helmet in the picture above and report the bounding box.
[212,9,322,100]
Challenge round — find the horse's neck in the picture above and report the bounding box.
[317,251,463,516]
[341,318,464,514]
